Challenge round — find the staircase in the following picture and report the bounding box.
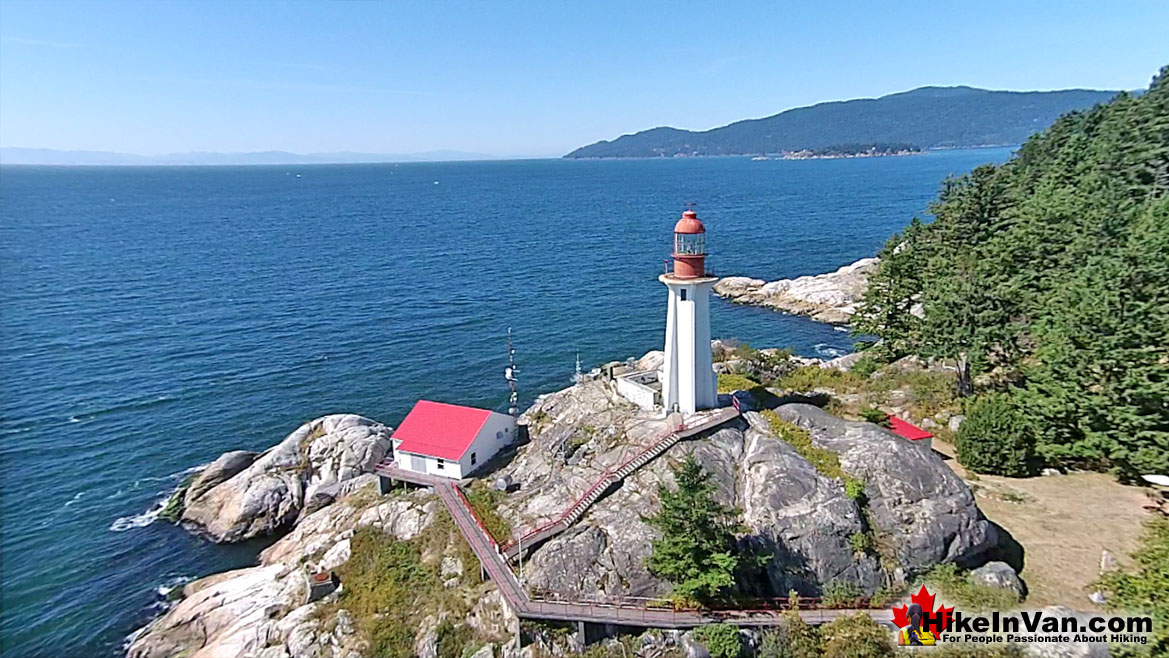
[501,406,739,560]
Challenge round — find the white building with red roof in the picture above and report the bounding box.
[391,399,517,479]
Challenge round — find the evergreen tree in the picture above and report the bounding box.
[855,65,1169,478]
[645,455,743,605]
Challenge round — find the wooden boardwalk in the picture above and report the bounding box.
[374,408,891,629]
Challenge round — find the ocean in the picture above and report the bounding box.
[0,148,1012,656]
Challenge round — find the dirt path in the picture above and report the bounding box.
[932,438,1150,608]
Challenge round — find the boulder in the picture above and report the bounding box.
[774,404,997,574]
[185,450,257,502]
[970,561,1025,600]
[181,414,393,542]
[499,382,994,600]
[948,415,966,433]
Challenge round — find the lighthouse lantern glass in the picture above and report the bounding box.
[674,232,704,255]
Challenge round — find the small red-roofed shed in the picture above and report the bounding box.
[887,415,934,451]
[392,400,516,479]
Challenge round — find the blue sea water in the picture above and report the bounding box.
[0,148,1011,657]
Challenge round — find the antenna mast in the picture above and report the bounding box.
[505,328,518,417]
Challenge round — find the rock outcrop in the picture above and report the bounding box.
[714,257,879,324]
[128,488,449,658]
[495,379,995,599]
[181,414,393,543]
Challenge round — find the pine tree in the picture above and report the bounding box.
[646,455,744,605]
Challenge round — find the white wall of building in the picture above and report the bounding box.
[616,372,659,410]
[661,278,718,415]
[396,449,467,479]
[457,412,517,476]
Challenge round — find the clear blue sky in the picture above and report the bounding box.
[1,0,1166,157]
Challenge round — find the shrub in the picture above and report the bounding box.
[823,580,865,608]
[848,532,873,555]
[844,478,867,501]
[1096,518,1169,653]
[859,406,891,428]
[850,356,882,378]
[759,611,821,658]
[820,613,893,658]
[955,393,1037,476]
[694,623,742,658]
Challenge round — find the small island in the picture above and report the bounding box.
[774,142,921,160]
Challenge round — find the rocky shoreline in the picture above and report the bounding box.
[714,257,879,324]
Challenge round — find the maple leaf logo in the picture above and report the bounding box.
[891,585,955,636]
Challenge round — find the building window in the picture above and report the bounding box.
[470,452,477,465]
[436,458,445,469]
[680,289,687,301]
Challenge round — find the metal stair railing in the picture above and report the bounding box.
[501,408,740,559]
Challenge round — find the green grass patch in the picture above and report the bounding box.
[778,366,865,392]
[761,410,864,494]
[717,373,761,394]
[920,563,1019,611]
[464,482,512,542]
[330,526,439,658]
[1096,517,1169,653]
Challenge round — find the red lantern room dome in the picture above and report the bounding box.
[671,210,707,278]
[674,210,706,234]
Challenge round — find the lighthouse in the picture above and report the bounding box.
[659,210,718,415]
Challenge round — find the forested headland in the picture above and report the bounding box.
[854,66,1168,480]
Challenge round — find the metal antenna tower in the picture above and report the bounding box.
[505,328,518,417]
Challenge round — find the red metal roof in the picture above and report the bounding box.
[673,210,706,234]
[888,416,933,441]
[393,400,493,460]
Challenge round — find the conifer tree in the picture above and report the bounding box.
[646,455,743,605]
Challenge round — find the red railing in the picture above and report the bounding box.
[526,590,878,613]
[501,421,689,554]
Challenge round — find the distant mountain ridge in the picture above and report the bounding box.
[0,148,507,166]
[565,86,1121,158]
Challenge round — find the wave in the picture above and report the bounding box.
[813,343,847,359]
[109,461,207,531]
[63,491,86,508]
[109,501,165,532]
[66,395,179,424]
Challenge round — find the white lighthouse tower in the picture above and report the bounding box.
[660,210,718,415]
